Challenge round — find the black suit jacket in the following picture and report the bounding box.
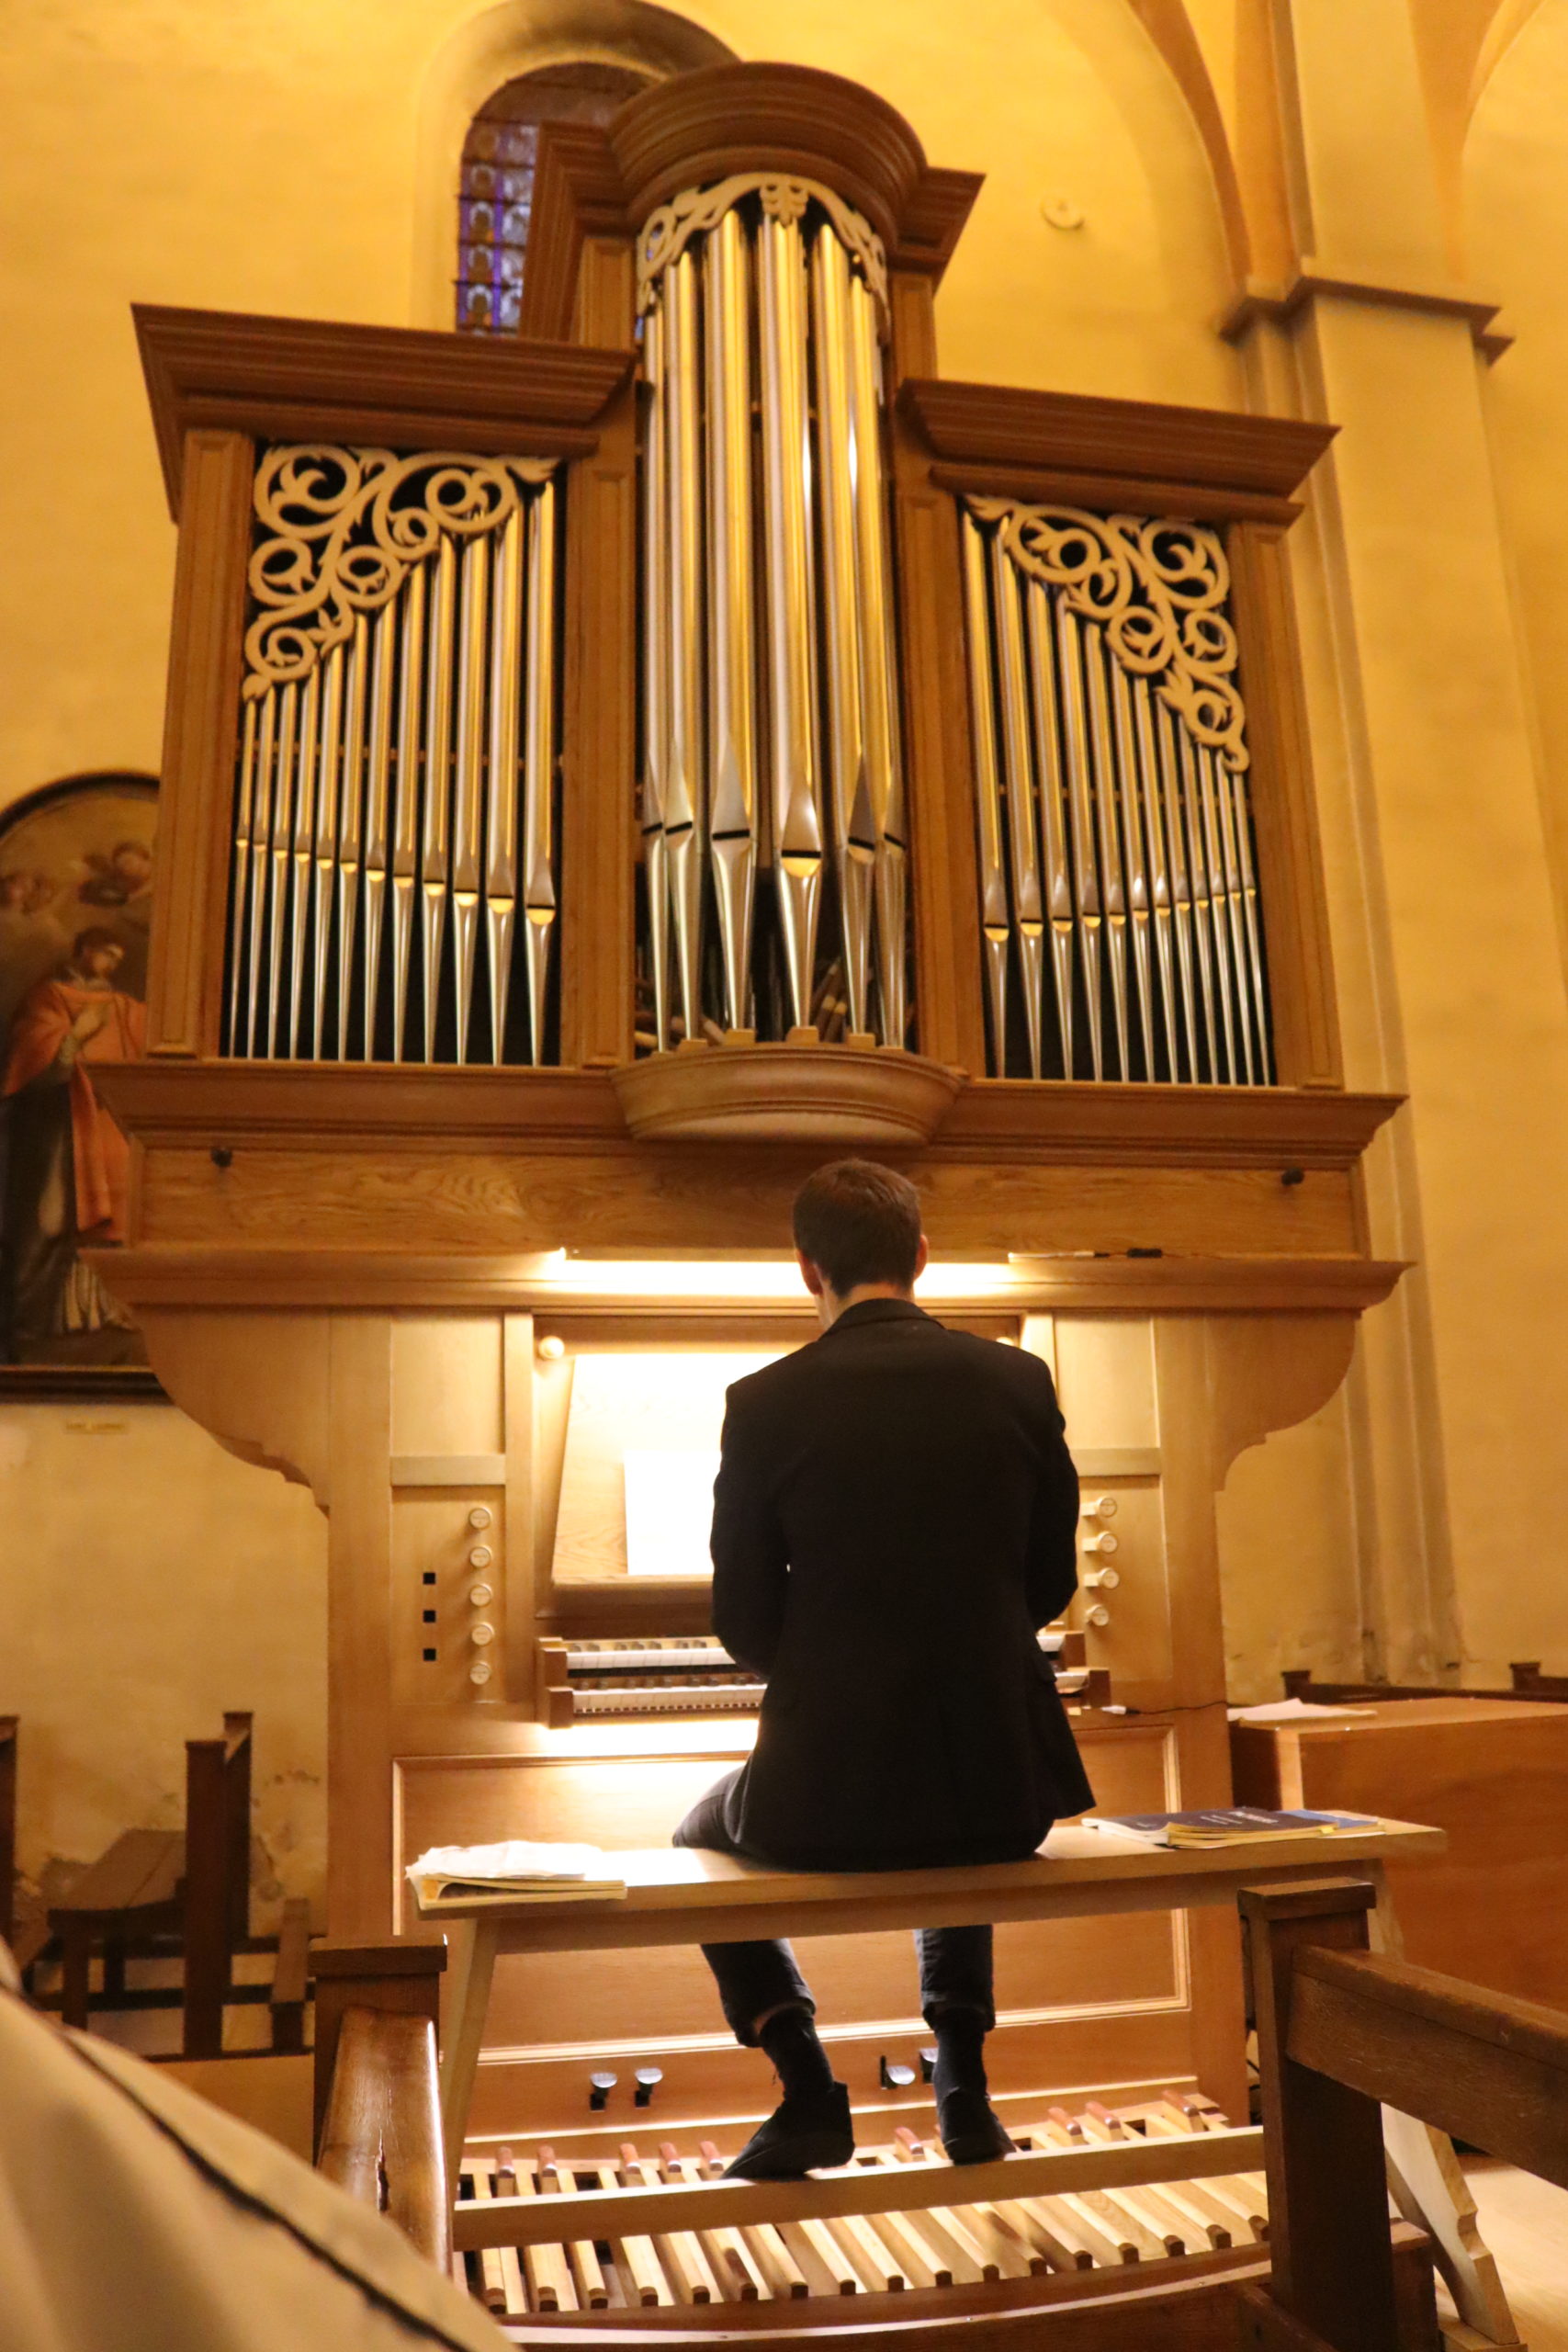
[709,1297,1095,1871]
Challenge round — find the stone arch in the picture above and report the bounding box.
[412,0,737,327]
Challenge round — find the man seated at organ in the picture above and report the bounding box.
[674,1159,1093,2179]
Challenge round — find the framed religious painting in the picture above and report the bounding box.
[0,772,161,1395]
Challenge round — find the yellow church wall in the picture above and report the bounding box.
[1251,0,1568,1682]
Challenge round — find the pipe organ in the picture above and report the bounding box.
[98,58,1410,2341]
[229,449,559,1067]
[961,500,1270,1083]
[638,178,907,1052]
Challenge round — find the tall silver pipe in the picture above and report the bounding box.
[705,209,759,1033]
[988,537,1045,1077]
[450,533,490,1063]
[1109,662,1155,1081]
[759,210,824,1031]
[1158,700,1200,1083]
[1081,623,1131,1081]
[812,227,874,1038]
[264,681,298,1058]
[1023,578,1076,1078]
[390,561,426,1060]
[1053,604,1105,1080]
[243,689,276,1058]
[1132,674,1179,1082]
[1195,739,1238,1081]
[361,605,396,1058]
[847,272,906,1046]
[662,254,706,1044]
[419,534,457,1061]
[960,513,1011,1070]
[1213,750,1257,1083]
[485,505,524,1062]
[229,696,259,1055]
[284,666,320,1059]
[1228,765,1273,1082]
[639,304,670,1054]
[309,645,343,1060]
[1176,722,1221,1081]
[522,478,558,1065]
[335,614,368,1060]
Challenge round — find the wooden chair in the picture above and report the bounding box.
[0,1716,16,1953]
[1281,1664,1568,1706]
[1240,1878,1556,2352]
[44,1712,254,2057]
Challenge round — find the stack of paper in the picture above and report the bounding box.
[1083,1807,1379,1849]
[1227,1697,1378,1724]
[405,1840,627,1909]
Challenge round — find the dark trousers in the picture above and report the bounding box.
[673,1768,997,2048]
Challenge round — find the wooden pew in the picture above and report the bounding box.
[1280,1665,1568,1706]
[1240,1878,1554,2352]
[311,1939,447,2268]
[0,1716,16,1951]
[43,1711,254,2055]
[269,1895,312,2054]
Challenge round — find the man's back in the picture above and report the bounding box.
[710,1298,1093,1870]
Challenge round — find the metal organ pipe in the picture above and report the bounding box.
[703,209,759,1035]
[959,510,1011,1067]
[635,181,908,1052]
[521,476,558,1067]
[228,447,558,1067]
[960,497,1275,1086]
[847,275,907,1047]
[811,228,874,1040]
[757,205,824,1034]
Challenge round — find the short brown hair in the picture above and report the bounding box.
[792,1159,922,1295]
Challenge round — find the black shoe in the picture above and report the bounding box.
[938,2087,1015,2165]
[723,2083,855,2178]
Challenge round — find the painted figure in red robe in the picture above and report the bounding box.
[1,926,145,1358]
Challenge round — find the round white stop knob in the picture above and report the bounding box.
[469,1661,492,1686]
[470,1621,495,1646]
[538,1334,565,1360]
[1084,1604,1111,1628]
[468,1544,493,1568]
[468,1581,493,1607]
[1082,1531,1119,1555]
[1084,1566,1120,1590]
[468,1506,492,1531]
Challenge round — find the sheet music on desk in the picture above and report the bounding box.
[623,1450,721,1577]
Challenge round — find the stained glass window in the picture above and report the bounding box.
[457,62,652,334]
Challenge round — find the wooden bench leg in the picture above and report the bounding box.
[439,1917,499,2207]
[60,1921,92,2030]
[184,1736,230,2057]
[1366,1861,1520,2348]
[1241,1880,1402,2352]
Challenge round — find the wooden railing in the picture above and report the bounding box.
[1242,1879,1560,2352]
[311,1939,448,2270]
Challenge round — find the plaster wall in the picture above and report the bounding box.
[0,1404,327,1936]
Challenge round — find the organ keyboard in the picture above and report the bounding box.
[539,1633,1099,1725]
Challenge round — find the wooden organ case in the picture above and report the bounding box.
[97,60,1408,2327]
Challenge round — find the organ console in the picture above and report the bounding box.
[91,54,1447,2344]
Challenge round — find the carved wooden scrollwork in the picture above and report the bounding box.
[243,446,558,697]
[636,174,888,323]
[967,498,1247,769]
